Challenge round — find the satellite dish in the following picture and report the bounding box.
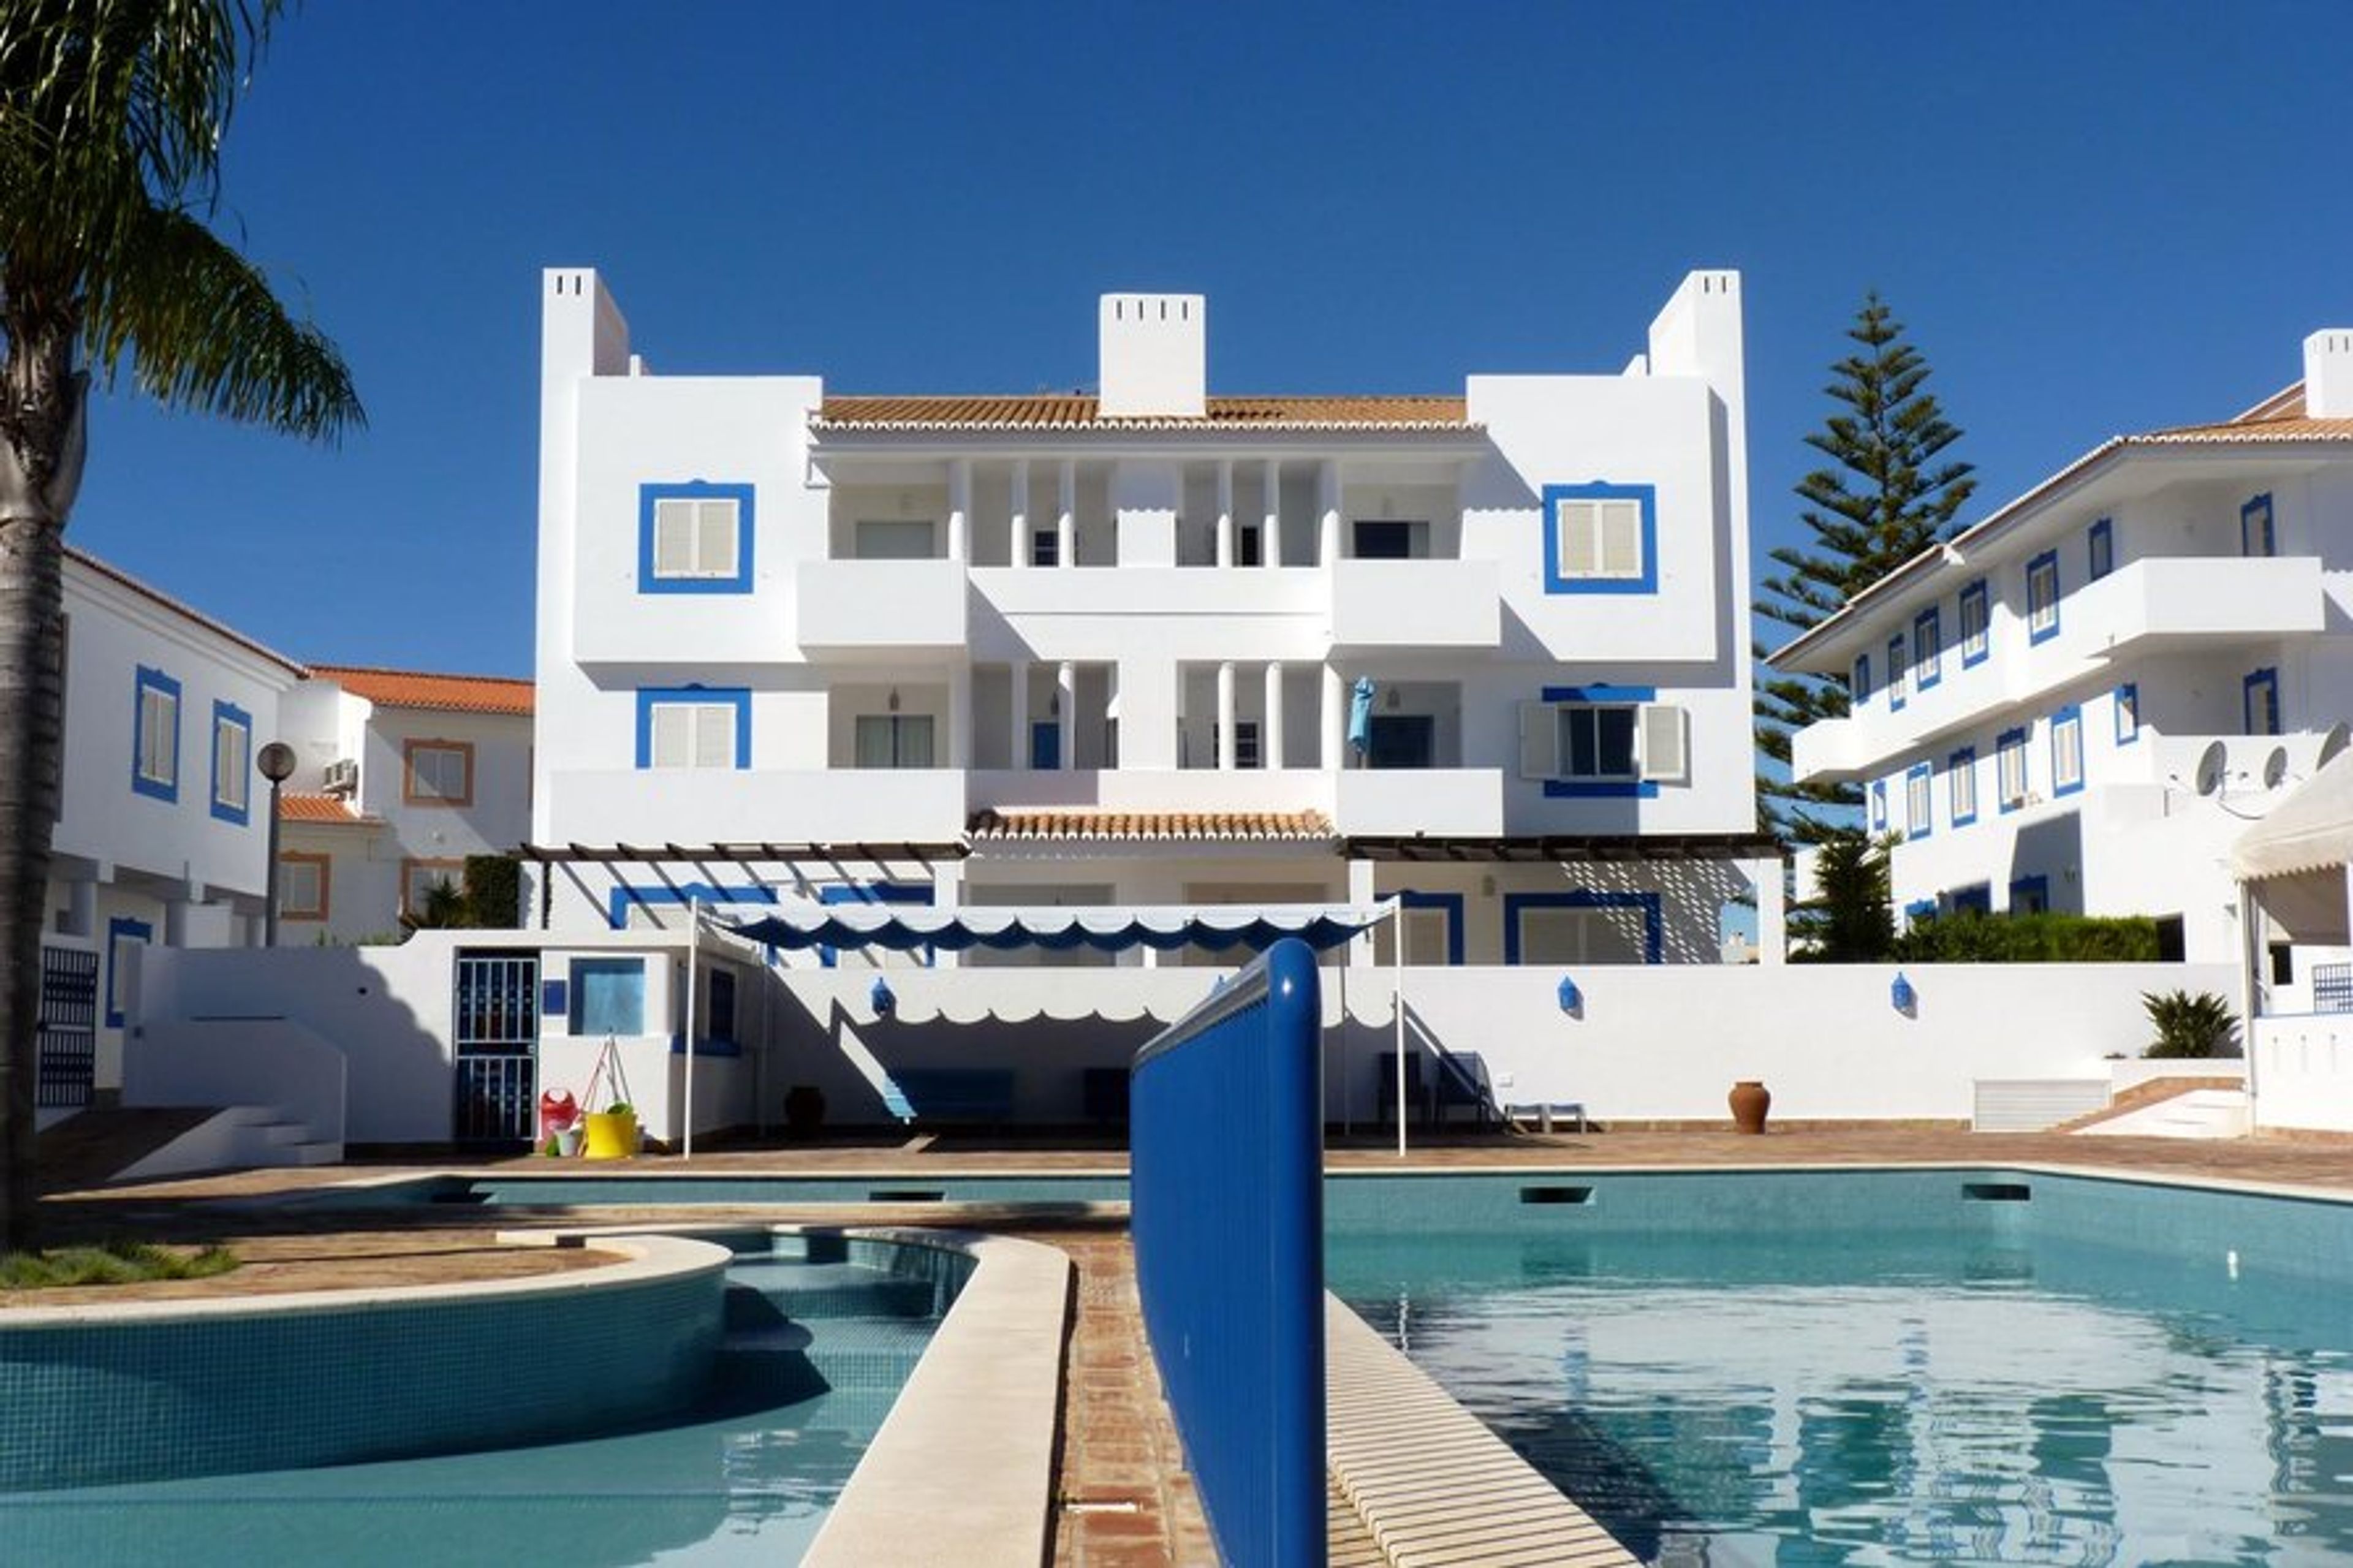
[2194,740,2228,797]
[2264,746,2289,789]
[2321,722,2351,769]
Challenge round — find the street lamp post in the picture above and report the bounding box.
[257,741,297,945]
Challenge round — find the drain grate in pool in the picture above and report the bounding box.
[866,1189,947,1203]
[1520,1186,1596,1206]
[1962,1181,2032,1202]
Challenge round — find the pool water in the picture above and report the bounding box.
[1331,1225,2353,1567]
[0,1244,950,1567]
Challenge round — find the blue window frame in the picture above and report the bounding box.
[2026,551,2061,644]
[638,480,756,594]
[605,881,778,931]
[131,665,181,802]
[1996,727,2029,812]
[2241,493,2275,558]
[2010,874,2051,915]
[1904,898,1937,928]
[1948,746,1978,827]
[1887,637,1908,712]
[104,915,152,1028]
[2050,703,2085,797]
[2114,683,2140,746]
[2088,518,2114,581]
[1870,778,1889,832]
[209,699,252,825]
[1913,608,1942,691]
[2243,667,2281,737]
[1905,762,1933,840]
[1958,579,1990,667]
[635,686,751,769]
[1851,653,1873,705]
[1951,885,1993,915]
[1541,482,1657,595]
[1394,890,1467,967]
[1501,890,1664,966]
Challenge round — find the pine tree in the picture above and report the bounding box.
[1756,294,1976,843]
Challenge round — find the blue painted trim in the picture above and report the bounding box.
[1913,608,1942,691]
[1904,762,1933,839]
[1395,890,1466,967]
[1958,579,1990,667]
[1887,637,1907,712]
[1544,779,1659,798]
[2087,517,2114,581]
[1502,890,1664,966]
[1951,884,1993,914]
[1870,779,1889,832]
[131,665,181,803]
[604,881,777,931]
[819,882,934,969]
[2241,492,2275,558]
[2244,667,2280,737]
[104,916,152,1028]
[1904,898,1936,922]
[2026,550,2061,645]
[2009,874,2051,913]
[2051,703,2085,797]
[637,480,755,594]
[2113,683,2139,746]
[1540,482,1658,594]
[634,686,751,769]
[208,699,252,825]
[1996,727,2029,814]
[1850,653,1873,705]
[1948,746,1978,828]
[1539,684,1656,703]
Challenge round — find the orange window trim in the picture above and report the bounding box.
[400,857,468,917]
[279,851,332,921]
[402,738,476,807]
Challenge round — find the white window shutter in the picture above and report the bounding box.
[692,705,737,770]
[1556,501,1601,577]
[1637,703,1688,782]
[653,501,695,577]
[1518,700,1559,779]
[651,705,692,768]
[1599,500,1643,577]
[696,499,739,577]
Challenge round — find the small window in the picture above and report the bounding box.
[1352,520,1423,559]
[1558,706,1637,780]
[1870,779,1889,832]
[105,917,152,1028]
[1949,748,1978,827]
[855,519,936,560]
[2088,518,2114,581]
[2026,551,2061,643]
[400,858,465,920]
[278,854,329,922]
[210,700,251,824]
[132,666,180,801]
[1232,719,1262,770]
[2115,683,2140,746]
[1887,637,1908,712]
[650,703,740,769]
[1906,763,1932,839]
[1542,483,1655,593]
[641,482,754,592]
[2052,706,2085,796]
[403,740,474,806]
[1913,609,1942,691]
[570,956,646,1036]
[1522,699,1686,787]
[2011,875,2051,915]
[855,713,935,768]
[1958,580,1990,665]
[1235,523,1263,567]
[1029,721,1060,770]
[1996,729,2030,811]
[1031,527,1060,567]
[1851,653,1873,705]
[2244,668,2281,737]
[2241,493,2275,558]
[707,968,738,1043]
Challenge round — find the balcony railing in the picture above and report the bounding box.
[549,768,967,846]
[795,559,968,657]
[1328,559,1499,651]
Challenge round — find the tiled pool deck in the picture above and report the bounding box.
[23,1126,2353,1564]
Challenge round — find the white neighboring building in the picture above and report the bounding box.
[46,547,304,1108]
[1771,329,2353,972]
[529,268,1780,971]
[271,666,536,943]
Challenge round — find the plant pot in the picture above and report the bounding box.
[1728,1080,1771,1135]
[784,1084,827,1140]
[553,1125,584,1158]
[582,1108,639,1160]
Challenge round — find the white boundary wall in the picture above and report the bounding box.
[2252,1013,2353,1134]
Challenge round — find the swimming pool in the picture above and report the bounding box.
[0,1232,963,1566]
[1327,1168,2353,1566]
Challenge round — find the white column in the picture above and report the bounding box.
[1347,858,1377,969]
[1216,662,1238,771]
[1057,460,1076,569]
[946,458,971,564]
[1262,460,1283,567]
[63,874,97,939]
[163,893,192,947]
[947,663,972,769]
[1010,660,1031,767]
[1322,664,1346,768]
[1057,662,1078,770]
[1010,460,1031,569]
[1262,662,1285,770]
[1215,460,1235,567]
[1746,855,1787,966]
[932,861,964,971]
[1317,459,1343,566]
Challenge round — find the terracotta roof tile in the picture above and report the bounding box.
[278,792,380,826]
[816,394,1472,433]
[2126,412,2353,445]
[969,808,1335,843]
[309,665,534,716]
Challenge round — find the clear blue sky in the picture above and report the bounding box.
[66,0,2352,678]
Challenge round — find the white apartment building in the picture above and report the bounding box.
[272,666,536,943]
[530,268,1779,972]
[1771,329,2353,968]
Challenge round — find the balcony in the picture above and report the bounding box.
[968,767,1335,818]
[1328,559,1499,651]
[795,560,968,660]
[2077,555,2324,659]
[548,768,966,847]
[972,566,1324,619]
[1334,768,1504,837]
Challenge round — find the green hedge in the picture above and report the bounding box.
[1891,910,2161,963]
[462,854,523,929]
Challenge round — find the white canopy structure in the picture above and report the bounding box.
[2233,745,2353,944]
[721,902,1392,954]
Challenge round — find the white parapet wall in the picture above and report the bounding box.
[2251,1013,2353,1134]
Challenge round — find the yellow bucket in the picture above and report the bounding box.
[581,1109,638,1160]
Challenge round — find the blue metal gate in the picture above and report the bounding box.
[37,944,97,1109]
[453,952,538,1143]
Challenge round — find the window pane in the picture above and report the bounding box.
[897,715,935,768]
[855,714,895,768]
[1563,708,1593,776]
[653,500,695,575]
[652,706,693,768]
[1557,502,1600,575]
[215,719,249,808]
[1597,708,1635,775]
[1598,501,1642,576]
[571,958,646,1036]
[858,520,935,560]
[697,499,740,575]
[692,705,736,768]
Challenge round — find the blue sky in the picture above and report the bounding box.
[66,1,2352,677]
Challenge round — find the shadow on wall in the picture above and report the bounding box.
[2008,811,2085,915]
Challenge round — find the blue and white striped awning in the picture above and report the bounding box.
[721,903,1389,953]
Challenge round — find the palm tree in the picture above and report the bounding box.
[0,1,362,1248]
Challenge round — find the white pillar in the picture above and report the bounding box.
[932,861,964,971]
[1347,858,1377,969]
[163,895,192,947]
[1262,662,1285,770]
[1216,662,1238,771]
[1057,460,1076,569]
[1215,460,1235,568]
[947,663,972,769]
[1746,855,1787,966]
[1010,460,1031,568]
[1058,661,1078,770]
[1317,459,1343,566]
[946,458,971,564]
[63,874,97,939]
[1010,661,1031,768]
[1262,460,1283,568]
[1322,664,1346,768]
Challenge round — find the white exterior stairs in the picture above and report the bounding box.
[2065,1079,2251,1140]
[110,1104,344,1183]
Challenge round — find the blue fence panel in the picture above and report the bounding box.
[1131,937,1326,1568]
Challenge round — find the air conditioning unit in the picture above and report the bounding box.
[322,758,358,795]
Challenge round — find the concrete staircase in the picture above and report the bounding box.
[110,1104,344,1183]
[2059,1077,2250,1140]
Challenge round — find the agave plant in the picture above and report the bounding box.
[2141,990,2240,1059]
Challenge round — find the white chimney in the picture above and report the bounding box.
[1098,294,1205,418]
[2306,329,2353,419]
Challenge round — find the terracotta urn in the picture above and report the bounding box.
[1729,1079,1771,1135]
